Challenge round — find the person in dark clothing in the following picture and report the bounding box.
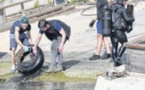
[33,19,71,73]
[89,0,111,61]
[111,0,135,66]
[10,17,32,73]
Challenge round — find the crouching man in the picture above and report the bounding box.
[10,17,32,73]
[33,19,71,73]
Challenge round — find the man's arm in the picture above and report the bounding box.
[27,31,33,45]
[15,27,24,48]
[122,8,135,22]
[59,29,66,45]
[58,29,66,53]
[34,33,43,48]
[32,33,42,55]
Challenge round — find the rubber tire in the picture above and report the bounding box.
[17,46,44,75]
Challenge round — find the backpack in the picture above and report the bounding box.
[45,20,71,41]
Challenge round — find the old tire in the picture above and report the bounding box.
[17,46,44,75]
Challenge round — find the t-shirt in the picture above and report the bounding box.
[10,20,31,34]
[39,21,62,34]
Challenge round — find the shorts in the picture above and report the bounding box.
[10,33,29,50]
[96,21,102,35]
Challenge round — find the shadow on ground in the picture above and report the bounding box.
[0,52,7,58]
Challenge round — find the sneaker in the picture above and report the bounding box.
[54,66,63,73]
[102,54,111,60]
[11,65,16,74]
[45,66,57,73]
[89,54,101,61]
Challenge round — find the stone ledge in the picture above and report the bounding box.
[95,72,145,90]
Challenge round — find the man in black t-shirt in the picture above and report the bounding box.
[33,19,71,73]
[10,17,32,73]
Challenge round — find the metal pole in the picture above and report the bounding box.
[0,9,4,23]
[54,0,57,6]
[65,0,68,4]
[37,0,41,12]
[3,9,7,22]
[21,3,25,16]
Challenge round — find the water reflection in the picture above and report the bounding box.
[0,82,95,90]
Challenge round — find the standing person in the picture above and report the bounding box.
[89,0,111,61]
[10,17,32,73]
[33,19,71,73]
[110,0,135,66]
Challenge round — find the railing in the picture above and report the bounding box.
[0,0,35,23]
[0,0,68,23]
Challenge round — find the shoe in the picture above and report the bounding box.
[115,57,123,67]
[102,54,111,60]
[89,54,101,61]
[11,65,16,74]
[54,66,63,73]
[45,66,57,73]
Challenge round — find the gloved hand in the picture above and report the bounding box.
[89,19,95,27]
[23,46,29,53]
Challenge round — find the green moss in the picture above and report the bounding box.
[33,72,95,83]
[0,63,11,69]
[0,63,96,83]
[34,2,39,8]
[0,73,13,81]
[0,0,5,4]
[48,0,51,4]
[69,0,89,4]
[0,63,13,82]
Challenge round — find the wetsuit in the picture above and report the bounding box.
[111,0,135,66]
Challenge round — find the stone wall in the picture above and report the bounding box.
[126,48,145,74]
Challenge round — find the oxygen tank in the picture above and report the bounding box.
[127,4,134,17]
[102,8,112,37]
[126,4,134,33]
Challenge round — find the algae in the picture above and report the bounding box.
[32,72,96,83]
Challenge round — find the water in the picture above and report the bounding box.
[0,82,95,90]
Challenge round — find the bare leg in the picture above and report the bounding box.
[96,35,103,55]
[103,37,111,54]
[11,48,16,72]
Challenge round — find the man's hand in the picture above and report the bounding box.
[58,43,64,53]
[33,46,37,56]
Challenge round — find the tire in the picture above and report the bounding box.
[17,46,44,75]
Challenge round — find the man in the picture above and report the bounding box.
[111,0,135,66]
[10,17,32,73]
[33,19,71,73]
[89,0,111,61]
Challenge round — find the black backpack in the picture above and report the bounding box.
[45,20,71,41]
